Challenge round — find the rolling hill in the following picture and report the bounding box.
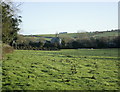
[23,30,119,41]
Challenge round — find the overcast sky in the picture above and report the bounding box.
[19,2,118,35]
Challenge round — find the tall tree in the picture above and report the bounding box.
[1,1,22,45]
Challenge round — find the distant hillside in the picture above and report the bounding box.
[23,30,119,41]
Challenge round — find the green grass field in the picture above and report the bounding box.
[36,31,118,39]
[2,49,119,90]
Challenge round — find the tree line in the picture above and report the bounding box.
[62,35,120,49]
[11,32,120,50]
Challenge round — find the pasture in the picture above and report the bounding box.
[2,49,119,90]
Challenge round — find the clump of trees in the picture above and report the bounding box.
[69,36,120,49]
[12,35,61,50]
[60,31,120,49]
[12,35,45,50]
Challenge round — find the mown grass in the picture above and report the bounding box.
[2,49,119,90]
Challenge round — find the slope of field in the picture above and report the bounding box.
[24,30,119,41]
[2,49,119,90]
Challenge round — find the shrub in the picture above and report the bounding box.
[2,44,14,55]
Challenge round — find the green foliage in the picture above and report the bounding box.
[1,1,22,45]
[2,49,119,90]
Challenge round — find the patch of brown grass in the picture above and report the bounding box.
[1,44,14,60]
[0,42,14,60]
[2,44,14,54]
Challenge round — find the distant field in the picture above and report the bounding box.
[37,31,118,37]
[93,31,118,38]
[25,30,119,41]
[2,49,119,90]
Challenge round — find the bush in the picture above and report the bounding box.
[2,44,14,55]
